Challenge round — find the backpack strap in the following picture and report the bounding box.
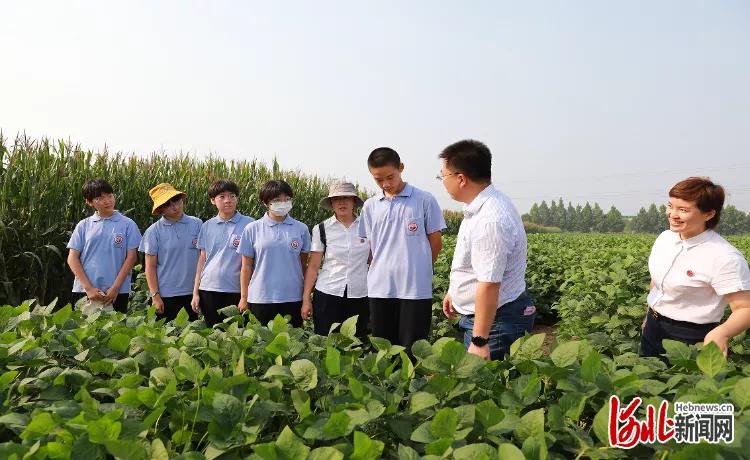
[318,222,327,256]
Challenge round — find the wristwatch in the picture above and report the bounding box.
[148,290,160,299]
[471,336,489,347]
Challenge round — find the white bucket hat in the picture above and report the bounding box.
[319,181,364,210]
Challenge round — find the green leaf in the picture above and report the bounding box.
[174,307,189,327]
[497,443,525,460]
[340,315,358,338]
[176,351,203,384]
[440,340,466,367]
[397,444,421,460]
[0,370,19,390]
[409,392,439,414]
[322,412,351,439]
[234,350,245,376]
[325,347,341,376]
[696,342,725,378]
[580,351,601,382]
[514,408,544,443]
[521,435,548,460]
[150,439,170,460]
[732,377,750,410]
[291,390,312,419]
[475,400,504,429]
[592,403,610,444]
[0,413,29,428]
[430,408,458,439]
[276,426,310,459]
[21,412,56,440]
[52,304,72,326]
[87,418,121,444]
[425,438,452,456]
[104,439,147,460]
[308,446,344,460]
[149,367,175,388]
[183,332,207,349]
[350,431,384,460]
[290,359,318,391]
[453,443,497,460]
[662,339,692,362]
[107,333,131,353]
[549,341,580,367]
[266,333,290,356]
[212,393,243,429]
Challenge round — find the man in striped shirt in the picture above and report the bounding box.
[439,140,536,360]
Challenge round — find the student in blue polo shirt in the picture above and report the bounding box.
[237,180,311,328]
[140,183,203,321]
[359,147,446,352]
[67,179,142,313]
[190,180,254,326]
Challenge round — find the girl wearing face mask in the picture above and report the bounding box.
[236,180,311,327]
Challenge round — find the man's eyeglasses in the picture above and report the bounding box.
[93,194,116,203]
[435,172,459,181]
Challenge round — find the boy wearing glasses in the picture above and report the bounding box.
[67,179,142,313]
[359,148,446,352]
[140,183,203,321]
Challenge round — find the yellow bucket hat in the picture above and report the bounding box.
[149,183,187,215]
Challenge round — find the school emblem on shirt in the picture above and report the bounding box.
[290,239,300,250]
[192,237,199,248]
[233,237,240,248]
[686,270,695,277]
[407,221,418,233]
[113,234,124,247]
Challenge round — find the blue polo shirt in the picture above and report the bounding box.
[358,183,446,299]
[139,214,203,297]
[67,211,142,294]
[197,211,255,293]
[236,214,311,303]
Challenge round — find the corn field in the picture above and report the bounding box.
[0,134,365,306]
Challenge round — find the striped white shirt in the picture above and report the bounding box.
[449,185,527,314]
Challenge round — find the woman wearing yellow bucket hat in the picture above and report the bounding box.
[138,183,203,321]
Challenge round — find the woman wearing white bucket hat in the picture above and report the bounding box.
[302,181,370,337]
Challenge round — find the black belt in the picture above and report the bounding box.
[649,308,719,329]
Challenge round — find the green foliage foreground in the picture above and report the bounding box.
[0,300,749,459]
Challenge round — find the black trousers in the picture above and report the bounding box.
[369,297,433,352]
[198,290,240,327]
[250,301,303,328]
[159,294,199,322]
[71,292,129,313]
[312,287,369,337]
[640,308,720,360]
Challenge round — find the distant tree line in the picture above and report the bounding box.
[524,199,750,235]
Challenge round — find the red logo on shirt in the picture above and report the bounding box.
[686,270,694,277]
[290,239,300,250]
[233,238,240,248]
[407,221,418,233]
[113,235,123,246]
[192,238,198,248]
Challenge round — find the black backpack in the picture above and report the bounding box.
[317,222,327,256]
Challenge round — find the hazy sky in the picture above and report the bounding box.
[2,1,749,214]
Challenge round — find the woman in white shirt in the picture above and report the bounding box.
[640,177,750,359]
[302,181,370,337]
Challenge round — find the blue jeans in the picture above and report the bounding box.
[458,291,536,360]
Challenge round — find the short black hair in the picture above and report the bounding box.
[82,179,114,201]
[367,147,401,168]
[439,139,492,183]
[208,179,240,198]
[259,180,294,205]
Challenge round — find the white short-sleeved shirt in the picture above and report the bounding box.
[236,214,311,303]
[358,183,447,300]
[311,215,369,298]
[448,185,527,315]
[197,211,255,293]
[67,211,142,294]
[648,229,750,324]
[139,214,203,297]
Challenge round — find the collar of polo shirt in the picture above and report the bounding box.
[670,228,714,249]
[326,214,360,227]
[463,185,494,217]
[160,214,190,226]
[92,210,122,222]
[263,214,293,226]
[221,211,240,223]
[378,183,413,200]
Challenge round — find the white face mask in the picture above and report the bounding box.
[269,200,292,217]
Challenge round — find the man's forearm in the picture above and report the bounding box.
[473,282,500,337]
